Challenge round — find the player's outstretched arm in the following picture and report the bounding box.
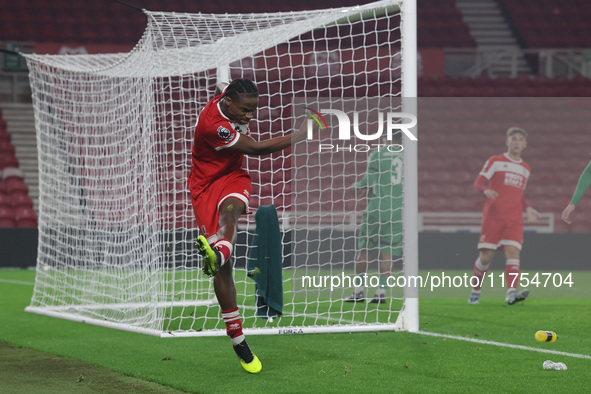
[230,117,312,156]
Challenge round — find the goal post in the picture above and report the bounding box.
[401,0,419,333]
[24,0,418,337]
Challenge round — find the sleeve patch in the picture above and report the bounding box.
[217,126,233,141]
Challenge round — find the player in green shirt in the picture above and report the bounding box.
[561,158,591,224]
[345,133,403,304]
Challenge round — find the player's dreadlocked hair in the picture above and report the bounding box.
[222,78,259,101]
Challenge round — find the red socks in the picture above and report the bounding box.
[214,239,233,265]
[222,307,244,345]
[471,258,521,292]
[505,259,520,289]
[472,258,489,291]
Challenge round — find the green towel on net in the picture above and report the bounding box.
[247,205,283,319]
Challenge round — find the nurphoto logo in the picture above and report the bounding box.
[305,107,418,153]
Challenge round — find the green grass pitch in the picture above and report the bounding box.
[1,268,591,393]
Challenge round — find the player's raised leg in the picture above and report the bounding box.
[196,197,262,373]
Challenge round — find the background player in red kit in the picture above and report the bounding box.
[188,78,310,373]
[468,127,540,305]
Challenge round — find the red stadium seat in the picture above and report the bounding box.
[0,193,11,209]
[0,130,10,142]
[0,154,18,170]
[0,206,16,228]
[10,193,33,209]
[14,206,37,228]
[0,140,15,155]
[5,178,28,195]
[504,1,591,48]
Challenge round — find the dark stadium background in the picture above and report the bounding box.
[1,0,590,270]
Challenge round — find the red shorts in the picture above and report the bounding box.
[190,171,251,243]
[478,216,524,251]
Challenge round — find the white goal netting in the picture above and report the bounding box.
[25,0,418,337]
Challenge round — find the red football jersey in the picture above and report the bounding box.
[188,94,251,197]
[478,153,531,222]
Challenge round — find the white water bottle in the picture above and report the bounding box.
[543,360,567,370]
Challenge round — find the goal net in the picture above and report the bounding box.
[25,0,418,337]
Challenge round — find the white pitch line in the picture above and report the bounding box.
[418,330,591,360]
[0,279,34,286]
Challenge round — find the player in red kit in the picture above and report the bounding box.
[188,78,311,373]
[468,127,540,305]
